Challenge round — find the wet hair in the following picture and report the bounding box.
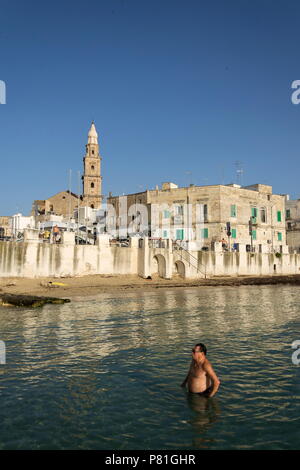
[195,343,207,355]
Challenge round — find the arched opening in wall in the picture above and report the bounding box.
[152,254,166,278]
[91,165,95,171]
[91,204,94,209]
[174,260,186,278]
[91,182,94,188]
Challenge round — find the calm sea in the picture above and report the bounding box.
[0,285,299,450]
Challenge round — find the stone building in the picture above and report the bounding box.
[285,197,300,252]
[31,122,103,221]
[32,190,79,220]
[107,182,287,252]
[0,216,12,239]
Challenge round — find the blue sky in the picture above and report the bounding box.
[0,0,300,215]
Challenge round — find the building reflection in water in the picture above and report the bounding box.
[3,284,300,384]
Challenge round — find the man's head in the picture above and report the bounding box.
[192,343,207,359]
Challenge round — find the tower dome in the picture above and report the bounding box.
[88,122,98,145]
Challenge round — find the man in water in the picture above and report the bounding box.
[181,343,220,398]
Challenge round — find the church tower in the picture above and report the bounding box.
[82,122,103,209]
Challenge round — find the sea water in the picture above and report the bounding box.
[0,285,299,449]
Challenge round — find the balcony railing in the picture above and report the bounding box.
[148,238,169,249]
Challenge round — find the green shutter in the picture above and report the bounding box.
[163,230,168,238]
[163,210,170,218]
[277,211,282,222]
[176,229,184,240]
[201,228,208,239]
[231,205,237,217]
[286,209,290,219]
[231,228,236,239]
[277,232,282,241]
[251,207,257,223]
[252,230,257,240]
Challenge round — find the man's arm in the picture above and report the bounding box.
[181,361,192,388]
[203,361,220,397]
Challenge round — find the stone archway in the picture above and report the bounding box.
[152,254,167,278]
[174,260,186,278]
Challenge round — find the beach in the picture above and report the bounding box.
[0,273,300,300]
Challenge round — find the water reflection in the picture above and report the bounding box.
[0,285,299,449]
[186,392,221,439]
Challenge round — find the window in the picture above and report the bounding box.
[91,204,94,209]
[231,228,237,239]
[176,205,184,216]
[201,228,208,239]
[91,182,94,188]
[163,210,171,218]
[277,211,282,222]
[204,204,208,222]
[251,207,258,223]
[252,230,257,240]
[91,165,95,171]
[92,150,94,155]
[163,230,168,238]
[277,232,282,241]
[260,207,266,223]
[230,205,237,218]
[176,229,184,240]
[286,209,291,219]
[196,203,208,222]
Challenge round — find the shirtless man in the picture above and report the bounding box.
[181,343,220,398]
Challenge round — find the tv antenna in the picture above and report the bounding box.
[235,161,244,186]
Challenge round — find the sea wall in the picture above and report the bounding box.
[0,234,139,278]
[0,232,300,279]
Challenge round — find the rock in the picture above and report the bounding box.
[0,294,71,308]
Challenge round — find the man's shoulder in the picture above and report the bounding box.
[203,358,212,369]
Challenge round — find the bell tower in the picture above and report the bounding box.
[82,122,103,209]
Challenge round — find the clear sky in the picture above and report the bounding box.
[1,0,300,215]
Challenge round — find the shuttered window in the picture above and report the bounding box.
[251,207,258,223]
[230,205,237,217]
[176,229,184,240]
